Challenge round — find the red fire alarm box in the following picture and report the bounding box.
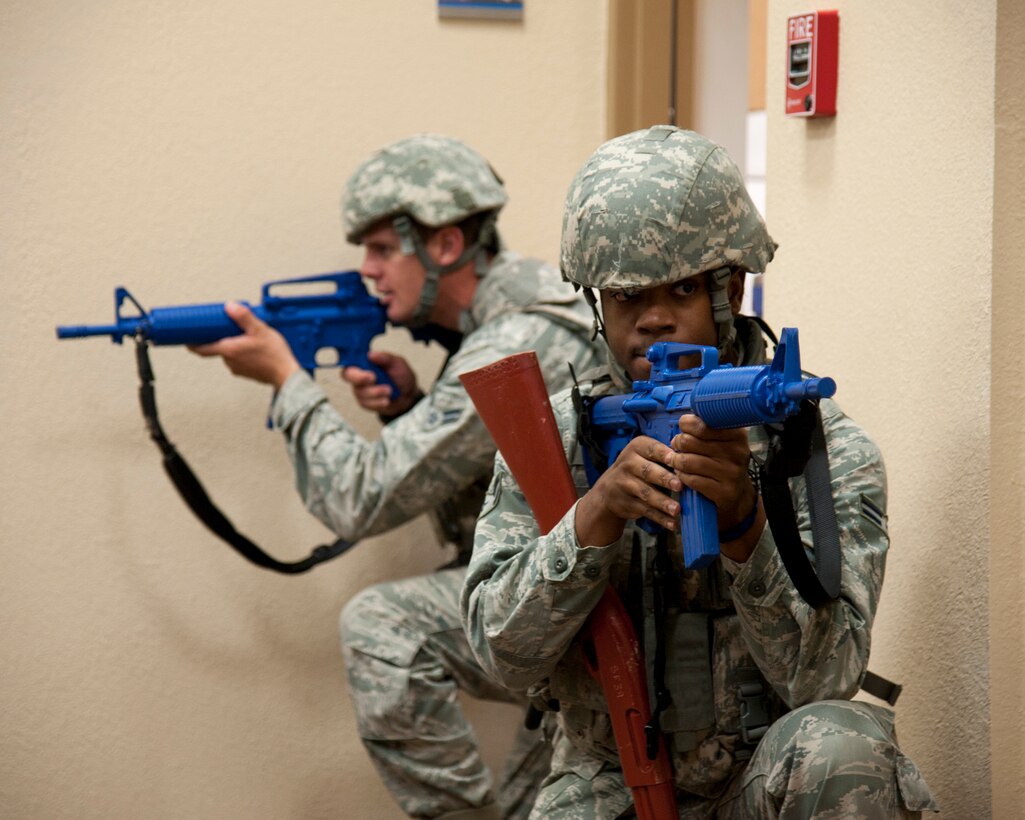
[786,10,839,117]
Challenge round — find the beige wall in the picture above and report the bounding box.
[7,1,1024,817]
[766,1,1023,815]
[1,2,607,818]
[991,1,1025,814]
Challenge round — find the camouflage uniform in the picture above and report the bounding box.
[461,127,938,818]
[271,250,601,818]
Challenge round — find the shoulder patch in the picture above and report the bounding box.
[859,493,886,529]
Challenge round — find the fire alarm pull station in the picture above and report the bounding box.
[786,10,839,117]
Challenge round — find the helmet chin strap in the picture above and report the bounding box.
[706,266,737,358]
[393,214,498,327]
[581,287,606,341]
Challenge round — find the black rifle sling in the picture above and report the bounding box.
[135,338,355,573]
[758,400,841,608]
[804,413,843,600]
[759,398,904,705]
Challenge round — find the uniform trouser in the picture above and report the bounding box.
[340,568,553,820]
[533,700,939,819]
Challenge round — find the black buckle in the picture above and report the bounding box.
[737,681,771,746]
[861,670,903,706]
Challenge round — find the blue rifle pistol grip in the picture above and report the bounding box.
[681,487,721,569]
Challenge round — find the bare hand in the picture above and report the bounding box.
[188,302,300,389]
[575,436,683,548]
[670,415,754,524]
[342,350,420,416]
[671,415,764,560]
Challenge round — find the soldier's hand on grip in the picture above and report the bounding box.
[575,436,683,550]
[343,349,419,416]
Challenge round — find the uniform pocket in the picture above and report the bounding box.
[550,644,610,712]
[531,750,631,820]
[895,750,941,811]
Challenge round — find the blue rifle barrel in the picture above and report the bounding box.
[57,300,257,344]
[56,271,396,393]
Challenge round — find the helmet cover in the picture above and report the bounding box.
[343,134,507,243]
[560,125,775,290]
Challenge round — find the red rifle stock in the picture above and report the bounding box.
[460,352,677,820]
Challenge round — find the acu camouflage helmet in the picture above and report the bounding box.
[560,125,776,350]
[343,134,507,244]
[560,125,775,289]
[342,134,507,326]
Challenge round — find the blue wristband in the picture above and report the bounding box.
[719,493,760,542]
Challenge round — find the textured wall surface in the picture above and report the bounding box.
[0,2,606,817]
[990,1,1025,814]
[5,1,1022,816]
[765,1,1011,815]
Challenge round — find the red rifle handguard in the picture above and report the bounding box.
[460,352,677,819]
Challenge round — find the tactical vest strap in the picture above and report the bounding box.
[861,670,903,706]
[737,680,772,745]
[644,530,674,759]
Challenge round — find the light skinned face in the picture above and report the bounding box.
[358,222,429,325]
[599,272,745,382]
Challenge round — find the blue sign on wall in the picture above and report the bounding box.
[438,1,523,21]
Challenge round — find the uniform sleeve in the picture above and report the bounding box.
[269,312,598,541]
[461,397,619,691]
[723,399,888,707]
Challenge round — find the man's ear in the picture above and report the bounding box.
[430,225,466,266]
[728,269,747,313]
